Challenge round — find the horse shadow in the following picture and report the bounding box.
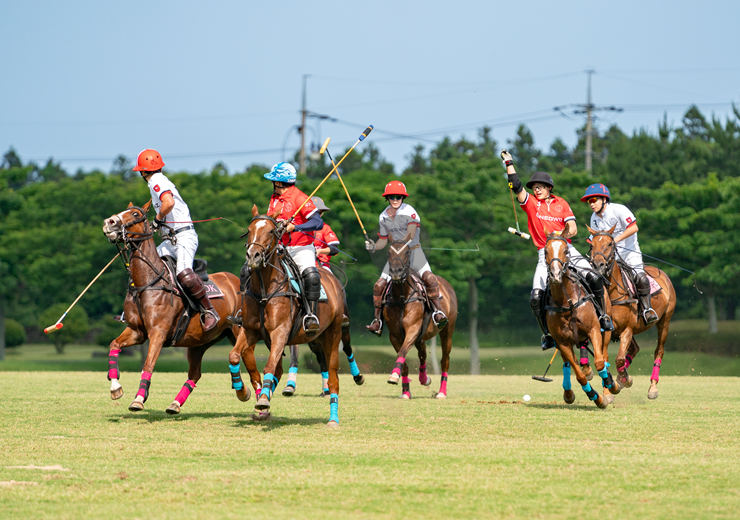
[108,411,247,424]
[231,416,330,430]
[525,403,604,412]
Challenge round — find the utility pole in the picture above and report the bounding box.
[554,70,622,172]
[299,74,309,174]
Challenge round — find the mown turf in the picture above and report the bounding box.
[0,372,739,519]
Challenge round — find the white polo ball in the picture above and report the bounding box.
[523,394,531,402]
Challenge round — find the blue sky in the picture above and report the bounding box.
[1,1,738,174]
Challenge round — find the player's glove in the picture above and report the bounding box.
[151,218,165,231]
[365,239,376,253]
[500,149,514,168]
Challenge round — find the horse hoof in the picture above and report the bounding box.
[387,373,400,385]
[111,387,124,400]
[610,379,622,395]
[595,397,608,409]
[353,374,365,386]
[435,393,447,400]
[648,387,659,400]
[582,366,594,381]
[619,374,634,388]
[236,387,251,402]
[165,402,181,415]
[421,375,432,387]
[252,410,271,421]
[254,397,271,411]
[327,420,340,428]
[319,390,330,397]
[603,392,614,405]
[282,386,295,397]
[128,401,144,412]
[563,390,575,404]
[401,393,411,399]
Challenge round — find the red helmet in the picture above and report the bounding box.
[133,149,165,172]
[382,180,409,198]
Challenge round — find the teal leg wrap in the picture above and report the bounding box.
[329,393,339,423]
[321,371,329,392]
[287,366,298,388]
[598,362,614,389]
[562,362,572,391]
[229,363,243,391]
[260,373,275,400]
[347,354,361,377]
[581,382,599,401]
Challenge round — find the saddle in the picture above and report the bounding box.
[614,260,662,306]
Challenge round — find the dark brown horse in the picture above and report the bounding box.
[383,229,458,399]
[103,203,249,414]
[227,205,346,425]
[543,233,614,408]
[587,225,676,399]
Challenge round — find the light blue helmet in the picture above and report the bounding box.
[264,162,297,183]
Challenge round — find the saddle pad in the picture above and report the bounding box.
[283,261,328,301]
[625,275,662,296]
[204,281,225,299]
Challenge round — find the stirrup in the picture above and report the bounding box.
[643,308,659,324]
[432,310,448,329]
[366,318,383,336]
[303,313,320,332]
[200,309,220,330]
[541,334,556,351]
[226,314,242,327]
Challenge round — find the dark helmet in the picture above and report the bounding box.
[526,171,554,191]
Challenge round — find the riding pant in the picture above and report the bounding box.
[286,244,317,275]
[619,249,645,275]
[532,244,591,291]
[157,229,198,275]
[380,247,431,281]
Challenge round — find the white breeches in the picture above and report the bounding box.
[286,245,317,274]
[156,229,198,275]
[380,248,431,282]
[532,244,592,291]
[619,249,645,275]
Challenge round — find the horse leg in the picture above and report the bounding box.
[342,324,364,385]
[254,329,289,419]
[310,342,330,397]
[579,341,594,381]
[561,350,575,404]
[590,328,617,403]
[615,328,635,389]
[388,307,424,385]
[227,330,253,402]
[401,362,412,399]
[415,338,432,387]
[282,345,299,397]
[166,344,209,415]
[559,345,606,409]
[436,324,453,399]
[108,327,145,400]
[128,331,166,412]
[649,314,672,400]
[323,321,342,427]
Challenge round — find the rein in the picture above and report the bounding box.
[384,239,425,307]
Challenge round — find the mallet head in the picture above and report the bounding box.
[319,137,331,155]
[44,323,63,334]
[508,227,531,240]
[531,375,553,383]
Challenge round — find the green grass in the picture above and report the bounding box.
[1,373,739,519]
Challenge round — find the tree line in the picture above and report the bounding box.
[2,104,739,359]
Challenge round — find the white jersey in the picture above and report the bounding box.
[378,203,421,247]
[146,172,193,232]
[589,202,640,256]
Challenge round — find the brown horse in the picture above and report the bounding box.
[587,225,676,399]
[227,205,346,425]
[383,229,458,399]
[102,203,249,414]
[543,233,615,408]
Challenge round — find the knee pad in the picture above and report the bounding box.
[373,278,388,297]
[585,272,603,295]
[239,262,251,292]
[530,288,544,312]
[302,267,322,301]
[635,272,651,295]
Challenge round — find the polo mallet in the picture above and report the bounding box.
[288,125,373,223]
[532,349,558,382]
[44,252,121,333]
[319,137,370,242]
[501,148,530,240]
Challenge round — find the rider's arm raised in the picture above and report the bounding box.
[501,149,527,204]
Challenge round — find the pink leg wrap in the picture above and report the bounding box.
[439,372,448,395]
[651,359,662,382]
[418,363,428,384]
[136,371,152,399]
[402,376,411,397]
[391,356,406,377]
[108,348,121,380]
[621,354,633,372]
[174,380,196,405]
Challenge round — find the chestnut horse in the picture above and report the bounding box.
[543,233,615,408]
[227,205,345,425]
[383,229,458,399]
[587,225,676,399]
[103,203,249,414]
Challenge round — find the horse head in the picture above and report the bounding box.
[387,227,415,283]
[586,224,617,277]
[244,204,282,269]
[103,201,152,243]
[544,228,570,285]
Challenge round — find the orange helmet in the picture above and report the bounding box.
[133,149,165,172]
[382,180,409,198]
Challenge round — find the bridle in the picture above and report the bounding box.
[546,235,571,282]
[589,231,617,279]
[244,214,284,269]
[388,238,413,284]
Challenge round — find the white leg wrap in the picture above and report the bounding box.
[110,379,122,392]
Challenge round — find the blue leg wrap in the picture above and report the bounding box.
[329,393,339,423]
[289,366,298,374]
[581,382,599,401]
[321,371,329,392]
[598,362,613,389]
[562,362,572,391]
[347,354,361,377]
[260,374,275,400]
[229,363,243,391]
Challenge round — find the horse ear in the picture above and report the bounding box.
[142,200,152,212]
[251,204,259,218]
[127,202,134,208]
[586,224,597,235]
[269,209,281,220]
[608,224,617,235]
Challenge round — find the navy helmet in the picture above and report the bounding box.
[581,183,611,202]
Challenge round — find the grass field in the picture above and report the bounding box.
[1,372,739,519]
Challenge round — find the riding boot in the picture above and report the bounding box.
[636,272,659,324]
[227,263,250,326]
[422,271,448,329]
[586,272,615,332]
[302,267,321,332]
[366,278,387,336]
[178,268,219,331]
[530,289,556,350]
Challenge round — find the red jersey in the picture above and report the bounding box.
[314,223,340,268]
[520,193,576,250]
[268,186,319,247]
